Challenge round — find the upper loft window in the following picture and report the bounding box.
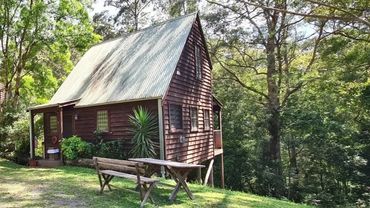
[170,104,183,131]
[97,110,109,132]
[195,45,202,80]
[190,107,198,131]
[50,115,57,133]
[204,110,210,131]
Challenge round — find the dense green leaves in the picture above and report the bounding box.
[128,106,158,158]
[0,0,369,207]
[0,0,100,165]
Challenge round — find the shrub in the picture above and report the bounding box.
[94,140,127,159]
[61,136,91,160]
[128,106,158,158]
[1,114,31,165]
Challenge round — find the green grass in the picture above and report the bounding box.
[0,159,312,208]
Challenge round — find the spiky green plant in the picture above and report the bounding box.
[128,106,158,158]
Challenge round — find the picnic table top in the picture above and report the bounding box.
[128,158,205,169]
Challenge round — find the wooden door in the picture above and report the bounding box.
[63,110,73,138]
[45,112,59,152]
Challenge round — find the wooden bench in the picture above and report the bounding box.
[93,157,159,207]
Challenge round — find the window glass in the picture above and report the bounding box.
[204,110,210,130]
[170,104,183,130]
[97,110,109,131]
[190,107,198,131]
[195,45,202,80]
[50,115,57,133]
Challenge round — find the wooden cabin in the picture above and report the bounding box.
[28,13,224,186]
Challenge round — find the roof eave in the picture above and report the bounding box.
[74,96,162,108]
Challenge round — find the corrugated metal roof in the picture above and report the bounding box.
[47,13,197,107]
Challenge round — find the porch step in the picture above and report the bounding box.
[37,159,63,168]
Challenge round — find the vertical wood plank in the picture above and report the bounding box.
[29,111,35,159]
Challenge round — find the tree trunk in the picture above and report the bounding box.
[265,8,282,175]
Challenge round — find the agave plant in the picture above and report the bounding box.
[129,106,158,158]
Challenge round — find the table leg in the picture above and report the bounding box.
[166,166,193,201]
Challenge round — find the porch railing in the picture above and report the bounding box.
[213,130,222,149]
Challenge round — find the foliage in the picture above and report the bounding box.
[94,140,127,160]
[205,0,370,206]
[61,136,91,160]
[93,0,162,38]
[93,129,106,145]
[0,0,100,162]
[128,106,158,158]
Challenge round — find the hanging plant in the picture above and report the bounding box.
[128,106,158,158]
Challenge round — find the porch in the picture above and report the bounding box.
[201,97,224,188]
[28,100,77,167]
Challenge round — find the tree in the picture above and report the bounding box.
[0,0,100,153]
[205,0,329,195]
[160,0,198,17]
[94,0,159,36]
[0,0,100,111]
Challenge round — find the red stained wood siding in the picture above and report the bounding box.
[163,16,214,164]
[73,100,159,153]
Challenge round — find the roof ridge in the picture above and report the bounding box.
[93,12,197,47]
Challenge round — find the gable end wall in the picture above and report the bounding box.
[163,17,214,164]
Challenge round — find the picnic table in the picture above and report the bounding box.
[129,158,204,202]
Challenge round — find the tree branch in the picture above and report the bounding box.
[213,54,269,99]
[243,1,370,27]
[305,0,370,27]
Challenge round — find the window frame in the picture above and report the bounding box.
[203,109,211,131]
[190,107,198,132]
[96,110,109,132]
[49,115,58,134]
[194,44,202,80]
[169,104,183,132]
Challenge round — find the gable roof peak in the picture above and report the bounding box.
[93,12,198,48]
[43,12,198,108]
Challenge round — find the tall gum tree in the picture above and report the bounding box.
[206,0,369,196]
[205,0,328,195]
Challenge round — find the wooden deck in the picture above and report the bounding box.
[214,148,223,156]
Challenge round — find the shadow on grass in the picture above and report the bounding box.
[0,159,310,208]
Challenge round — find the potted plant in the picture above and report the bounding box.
[28,158,38,167]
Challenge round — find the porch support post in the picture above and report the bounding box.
[29,111,35,159]
[219,110,222,134]
[59,107,63,161]
[59,107,63,139]
[221,153,225,188]
[219,110,224,188]
[204,158,214,186]
[157,99,165,177]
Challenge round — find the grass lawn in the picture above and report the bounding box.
[0,159,311,208]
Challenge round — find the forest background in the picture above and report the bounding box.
[0,0,369,207]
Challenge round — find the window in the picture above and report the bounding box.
[169,104,183,130]
[50,115,57,133]
[190,107,198,131]
[204,110,210,130]
[97,110,109,132]
[195,45,202,80]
